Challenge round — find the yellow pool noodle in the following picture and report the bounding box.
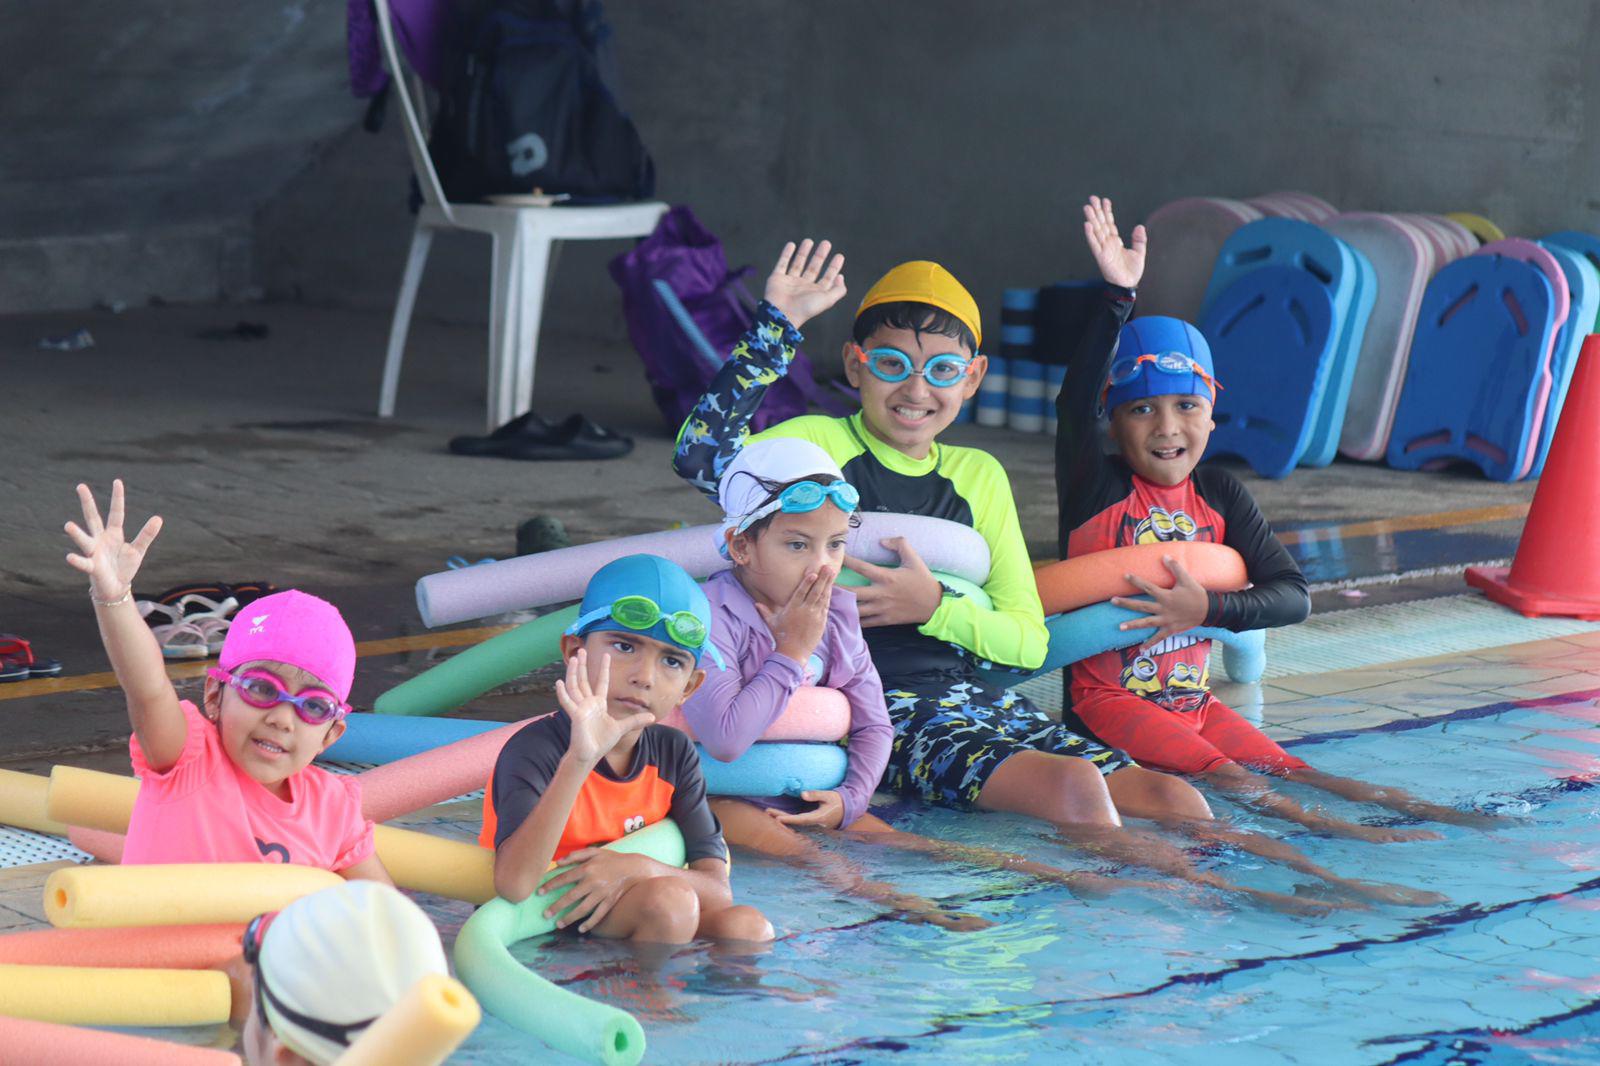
[45,765,493,903]
[373,825,495,905]
[0,769,67,836]
[0,962,229,1026]
[45,863,342,928]
[337,974,481,1066]
[45,765,138,834]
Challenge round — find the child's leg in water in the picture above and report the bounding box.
[978,752,1346,915]
[1079,690,1443,844]
[710,799,991,931]
[886,681,1349,913]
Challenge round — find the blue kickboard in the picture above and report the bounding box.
[1540,230,1600,324]
[1301,244,1376,467]
[1198,218,1365,469]
[1200,265,1338,479]
[1387,254,1557,481]
[1532,241,1600,477]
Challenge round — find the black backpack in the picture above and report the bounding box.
[429,0,655,203]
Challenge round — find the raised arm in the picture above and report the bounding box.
[672,240,846,496]
[1055,197,1142,549]
[63,481,185,770]
[492,650,652,903]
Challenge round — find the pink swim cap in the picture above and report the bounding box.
[218,590,357,701]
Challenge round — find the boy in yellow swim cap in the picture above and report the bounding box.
[669,238,1313,896]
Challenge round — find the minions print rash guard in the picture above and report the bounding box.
[1055,285,1310,713]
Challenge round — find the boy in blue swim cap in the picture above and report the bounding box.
[484,554,772,943]
[1057,195,1493,841]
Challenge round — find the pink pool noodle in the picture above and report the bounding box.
[67,825,123,864]
[0,923,246,969]
[657,686,851,743]
[0,1016,241,1066]
[356,716,543,823]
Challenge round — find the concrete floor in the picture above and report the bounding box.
[1,299,1539,767]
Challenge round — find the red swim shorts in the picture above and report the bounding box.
[1071,690,1310,776]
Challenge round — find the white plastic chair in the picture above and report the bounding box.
[372,0,667,430]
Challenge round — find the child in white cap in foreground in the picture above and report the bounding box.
[240,881,449,1065]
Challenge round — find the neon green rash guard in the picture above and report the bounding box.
[673,301,1048,676]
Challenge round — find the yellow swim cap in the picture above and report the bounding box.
[856,261,982,348]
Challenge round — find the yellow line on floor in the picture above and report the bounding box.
[1274,502,1530,546]
[0,624,512,703]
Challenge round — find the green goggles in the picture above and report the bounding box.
[566,595,725,668]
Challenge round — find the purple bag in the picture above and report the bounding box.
[609,205,849,431]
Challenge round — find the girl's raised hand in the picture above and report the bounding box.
[63,480,162,602]
[763,239,846,330]
[1082,195,1147,290]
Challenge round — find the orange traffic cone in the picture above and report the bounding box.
[1467,334,1600,618]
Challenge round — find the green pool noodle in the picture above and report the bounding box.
[374,604,578,716]
[836,568,993,609]
[453,820,687,1066]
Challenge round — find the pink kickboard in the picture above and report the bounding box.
[1323,214,1431,459]
[1424,214,1478,259]
[1474,237,1571,479]
[1253,191,1338,221]
[1397,214,1455,270]
[1247,195,1315,222]
[1138,197,1263,321]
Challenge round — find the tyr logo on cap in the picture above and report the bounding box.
[249,614,270,635]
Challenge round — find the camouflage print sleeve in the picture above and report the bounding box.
[671,300,803,499]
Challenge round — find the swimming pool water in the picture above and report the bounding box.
[449,689,1600,1065]
[131,687,1600,1064]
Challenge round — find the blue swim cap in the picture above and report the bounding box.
[1104,317,1217,414]
[573,554,716,663]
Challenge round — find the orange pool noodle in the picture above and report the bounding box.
[0,923,244,969]
[0,1015,240,1066]
[1034,541,1249,615]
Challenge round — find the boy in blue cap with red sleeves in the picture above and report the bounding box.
[1057,196,1490,835]
[484,553,774,943]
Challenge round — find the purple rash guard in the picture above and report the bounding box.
[683,571,893,827]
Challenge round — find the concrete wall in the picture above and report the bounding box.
[9,1,1600,334]
[253,0,1600,353]
[0,0,350,311]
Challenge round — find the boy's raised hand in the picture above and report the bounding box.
[63,479,162,601]
[1083,195,1147,290]
[1111,555,1210,646]
[846,537,943,628]
[555,648,651,766]
[755,566,835,663]
[764,239,846,331]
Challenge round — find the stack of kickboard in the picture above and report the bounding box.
[1388,228,1600,481]
[1138,191,1600,481]
[976,283,1101,433]
[1190,201,1379,478]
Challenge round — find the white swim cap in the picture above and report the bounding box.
[715,438,847,555]
[257,881,448,1065]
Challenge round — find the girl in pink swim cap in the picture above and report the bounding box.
[63,480,390,883]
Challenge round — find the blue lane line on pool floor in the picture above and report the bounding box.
[1368,976,1600,1064]
[1280,685,1600,750]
